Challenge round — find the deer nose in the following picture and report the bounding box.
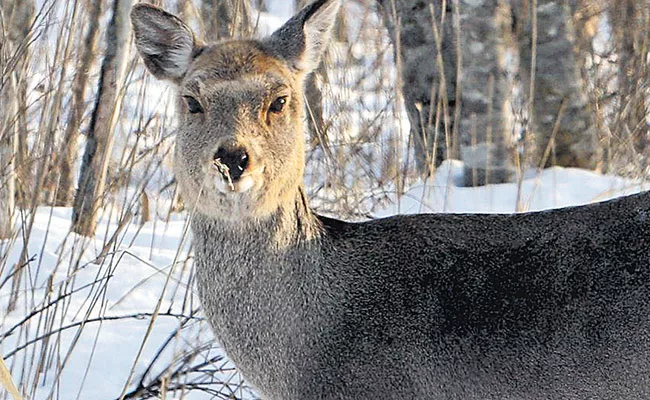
[213,141,250,181]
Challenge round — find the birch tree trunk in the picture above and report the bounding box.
[72,0,131,236]
[379,0,458,176]
[56,0,103,206]
[457,0,514,185]
[514,0,599,169]
[380,0,514,182]
[0,0,34,238]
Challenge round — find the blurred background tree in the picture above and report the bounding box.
[73,0,132,236]
[56,0,104,207]
[379,0,606,185]
[0,0,34,238]
[513,0,599,170]
[606,1,650,173]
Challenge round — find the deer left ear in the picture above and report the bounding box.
[131,4,200,82]
[264,0,340,73]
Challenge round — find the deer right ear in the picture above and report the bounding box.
[265,0,340,73]
[131,4,198,82]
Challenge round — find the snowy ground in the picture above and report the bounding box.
[1,164,646,400]
[376,161,647,217]
[1,207,253,399]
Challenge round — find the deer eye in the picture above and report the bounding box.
[269,96,287,114]
[183,95,204,114]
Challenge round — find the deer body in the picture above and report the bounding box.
[131,1,650,398]
[191,191,650,399]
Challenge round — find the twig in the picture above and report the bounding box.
[3,313,203,360]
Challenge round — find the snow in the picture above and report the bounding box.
[1,163,645,399]
[374,161,647,217]
[1,208,254,399]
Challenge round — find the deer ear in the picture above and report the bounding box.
[265,0,340,73]
[131,4,199,82]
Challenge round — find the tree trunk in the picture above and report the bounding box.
[458,0,515,185]
[56,0,103,206]
[72,0,131,236]
[608,1,649,168]
[0,75,16,238]
[201,0,251,40]
[514,0,599,169]
[0,0,34,238]
[38,0,82,206]
[379,0,458,176]
[10,0,32,208]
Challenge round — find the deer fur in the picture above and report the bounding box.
[131,1,650,398]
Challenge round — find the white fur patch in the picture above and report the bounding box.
[214,166,266,194]
[165,31,194,77]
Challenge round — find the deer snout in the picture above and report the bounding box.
[213,140,250,181]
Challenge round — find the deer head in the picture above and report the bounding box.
[131,0,339,220]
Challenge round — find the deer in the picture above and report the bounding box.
[130,0,650,398]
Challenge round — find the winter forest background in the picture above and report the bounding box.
[1,0,649,398]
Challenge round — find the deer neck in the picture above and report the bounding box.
[191,185,321,268]
[190,185,326,382]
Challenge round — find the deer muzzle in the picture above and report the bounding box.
[212,139,264,193]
